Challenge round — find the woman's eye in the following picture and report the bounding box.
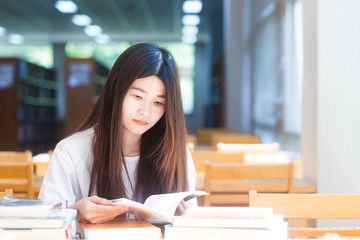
[155,101,164,105]
[134,95,142,99]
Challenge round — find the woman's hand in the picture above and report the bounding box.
[175,200,190,216]
[70,196,129,224]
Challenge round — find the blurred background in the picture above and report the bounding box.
[0,0,303,155]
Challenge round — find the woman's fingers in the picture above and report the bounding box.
[175,200,190,216]
[70,196,129,224]
[88,195,113,205]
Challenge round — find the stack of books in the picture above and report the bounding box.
[164,207,288,240]
[0,196,77,240]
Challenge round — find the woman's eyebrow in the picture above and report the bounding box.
[131,86,166,98]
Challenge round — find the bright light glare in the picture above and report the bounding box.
[0,26,6,36]
[182,25,198,35]
[72,15,92,26]
[55,0,78,13]
[182,15,200,25]
[183,0,203,14]
[95,34,110,44]
[182,34,197,44]
[9,34,24,44]
[84,25,102,36]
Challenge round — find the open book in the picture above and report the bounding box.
[111,191,207,224]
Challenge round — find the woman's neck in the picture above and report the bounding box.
[122,131,141,157]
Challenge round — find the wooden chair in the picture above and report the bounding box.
[33,150,53,198]
[0,150,34,198]
[216,142,280,155]
[196,128,237,145]
[192,149,245,173]
[211,133,261,146]
[203,161,294,206]
[0,189,13,198]
[249,190,360,237]
[186,135,197,152]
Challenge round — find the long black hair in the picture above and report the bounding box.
[77,43,188,202]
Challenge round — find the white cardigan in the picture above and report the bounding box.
[39,127,197,205]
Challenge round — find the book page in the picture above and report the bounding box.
[112,191,207,223]
[112,198,170,223]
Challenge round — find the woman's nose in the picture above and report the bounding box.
[139,103,151,116]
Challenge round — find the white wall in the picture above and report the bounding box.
[302,0,360,227]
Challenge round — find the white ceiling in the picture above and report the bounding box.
[0,0,221,44]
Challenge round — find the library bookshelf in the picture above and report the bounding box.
[64,58,109,136]
[0,58,58,154]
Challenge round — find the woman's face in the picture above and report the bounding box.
[122,75,166,137]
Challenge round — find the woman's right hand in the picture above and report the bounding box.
[70,196,129,224]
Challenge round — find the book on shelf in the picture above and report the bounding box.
[0,195,65,218]
[111,191,207,224]
[80,218,161,240]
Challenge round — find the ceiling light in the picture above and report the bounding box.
[0,26,6,36]
[182,25,198,35]
[182,15,200,26]
[95,34,110,44]
[72,15,92,26]
[183,0,203,14]
[9,34,24,44]
[55,0,78,13]
[84,25,102,36]
[182,34,197,44]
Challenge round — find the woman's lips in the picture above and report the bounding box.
[133,119,148,126]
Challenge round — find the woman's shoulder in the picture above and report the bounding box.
[56,127,95,151]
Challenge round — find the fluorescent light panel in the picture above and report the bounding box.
[182,25,198,35]
[55,0,78,13]
[84,25,102,36]
[95,34,110,44]
[182,15,200,25]
[0,26,6,36]
[72,14,92,26]
[9,34,24,44]
[182,34,197,44]
[183,0,203,14]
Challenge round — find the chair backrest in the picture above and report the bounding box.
[192,149,245,172]
[205,161,294,193]
[0,189,13,198]
[33,150,53,176]
[216,142,279,155]
[203,161,294,206]
[211,134,261,146]
[0,150,34,198]
[249,190,360,237]
[186,135,197,151]
[196,128,237,145]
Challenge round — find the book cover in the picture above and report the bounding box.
[0,226,73,240]
[172,214,284,229]
[0,208,77,229]
[164,226,277,240]
[111,191,207,224]
[80,219,161,240]
[0,196,65,218]
[183,206,273,219]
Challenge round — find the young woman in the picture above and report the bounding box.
[39,43,196,224]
